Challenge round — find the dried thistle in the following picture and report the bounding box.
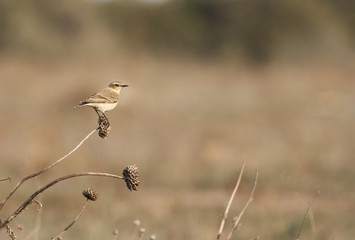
[98,115,110,138]
[123,165,140,191]
[52,189,95,240]
[82,188,98,201]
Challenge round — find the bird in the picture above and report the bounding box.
[75,81,128,122]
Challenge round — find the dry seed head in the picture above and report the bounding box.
[150,234,157,240]
[123,165,140,191]
[98,115,110,138]
[82,188,98,201]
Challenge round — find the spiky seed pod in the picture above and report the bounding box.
[98,115,110,139]
[123,165,140,191]
[82,188,98,201]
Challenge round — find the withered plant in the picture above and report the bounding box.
[0,113,139,239]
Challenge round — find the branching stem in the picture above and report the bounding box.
[226,168,259,240]
[217,161,245,239]
[0,129,97,212]
[51,199,89,240]
[0,172,123,228]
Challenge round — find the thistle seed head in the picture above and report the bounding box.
[123,165,140,191]
[82,188,98,201]
[98,115,110,139]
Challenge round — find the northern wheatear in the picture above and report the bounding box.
[75,81,128,120]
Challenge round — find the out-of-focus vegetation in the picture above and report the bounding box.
[0,0,354,62]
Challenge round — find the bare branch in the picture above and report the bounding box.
[0,172,123,228]
[217,161,246,239]
[296,190,320,240]
[0,128,97,212]
[0,177,11,183]
[51,199,89,240]
[226,168,259,240]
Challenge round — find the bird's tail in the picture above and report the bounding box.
[74,102,85,108]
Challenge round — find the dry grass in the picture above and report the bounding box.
[0,52,354,239]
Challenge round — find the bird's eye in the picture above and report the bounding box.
[114,83,119,87]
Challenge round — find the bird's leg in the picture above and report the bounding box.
[102,112,110,128]
[94,108,102,117]
[95,109,107,128]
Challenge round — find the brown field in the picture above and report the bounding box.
[0,1,355,239]
[0,53,354,240]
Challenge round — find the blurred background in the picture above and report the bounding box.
[0,0,354,239]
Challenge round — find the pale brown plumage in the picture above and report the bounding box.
[75,81,128,113]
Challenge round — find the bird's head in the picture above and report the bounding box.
[109,81,129,92]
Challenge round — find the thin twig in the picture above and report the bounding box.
[0,172,123,228]
[296,190,320,240]
[24,201,42,240]
[0,177,11,183]
[217,160,246,240]
[226,168,259,240]
[51,199,89,240]
[24,179,43,240]
[2,199,43,232]
[0,129,97,212]
[5,224,17,240]
[309,208,316,239]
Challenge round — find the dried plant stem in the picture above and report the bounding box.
[217,160,246,240]
[24,200,43,240]
[0,129,97,212]
[296,190,320,240]
[0,177,11,182]
[226,168,259,240]
[0,172,123,228]
[5,224,17,240]
[51,199,89,240]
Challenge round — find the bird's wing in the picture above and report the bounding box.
[81,88,119,104]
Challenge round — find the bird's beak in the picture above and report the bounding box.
[121,84,129,87]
